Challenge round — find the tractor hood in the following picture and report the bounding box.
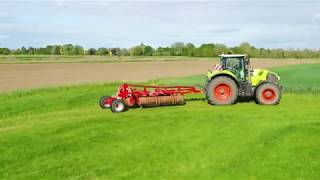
[251,69,280,86]
[206,68,280,87]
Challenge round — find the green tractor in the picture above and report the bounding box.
[205,54,282,105]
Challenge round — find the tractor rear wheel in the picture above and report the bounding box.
[255,83,280,105]
[206,76,238,105]
[111,99,126,113]
[99,96,110,109]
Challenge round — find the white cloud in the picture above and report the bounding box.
[55,0,65,7]
[1,1,320,48]
[313,13,320,23]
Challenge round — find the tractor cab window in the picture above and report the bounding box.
[222,57,246,81]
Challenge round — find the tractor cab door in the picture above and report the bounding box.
[221,57,247,81]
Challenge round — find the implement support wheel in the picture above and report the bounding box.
[111,99,126,113]
[99,96,110,109]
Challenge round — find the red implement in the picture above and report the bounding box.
[99,83,203,113]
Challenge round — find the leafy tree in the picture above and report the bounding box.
[129,45,143,56]
[59,44,84,55]
[1,42,320,58]
[87,48,96,55]
[154,47,171,56]
[110,48,121,56]
[96,48,109,56]
[20,46,27,54]
[213,44,230,56]
[119,48,129,56]
[128,43,153,56]
[74,45,84,55]
[0,48,11,55]
[171,42,184,56]
[46,45,61,55]
[143,46,154,56]
[194,44,215,57]
[60,44,73,55]
[36,48,48,55]
[182,43,195,56]
[238,42,252,54]
[27,47,35,55]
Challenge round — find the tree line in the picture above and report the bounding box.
[1,42,320,58]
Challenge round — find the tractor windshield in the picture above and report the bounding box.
[221,57,246,81]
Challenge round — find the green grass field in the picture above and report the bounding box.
[0,64,320,179]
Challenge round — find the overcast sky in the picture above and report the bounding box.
[0,1,320,49]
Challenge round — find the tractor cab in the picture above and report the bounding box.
[219,54,249,82]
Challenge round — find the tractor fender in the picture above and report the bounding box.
[207,73,239,88]
[254,80,268,89]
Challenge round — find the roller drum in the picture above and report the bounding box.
[138,94,185,107]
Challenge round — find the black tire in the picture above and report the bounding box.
[255,82,281,105]
[99,96,110,109]
[111,99,126,113]
[205,76,238,105]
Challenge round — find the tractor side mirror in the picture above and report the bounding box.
[250,68,254,76]
[245,58,250,65]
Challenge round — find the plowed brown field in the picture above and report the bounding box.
[0,59,317,93]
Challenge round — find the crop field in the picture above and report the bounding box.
[0,63,319,179]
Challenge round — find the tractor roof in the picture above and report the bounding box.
[219,54,247,58]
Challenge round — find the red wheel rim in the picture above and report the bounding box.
[262,88,276,101]
[214,83,232,101]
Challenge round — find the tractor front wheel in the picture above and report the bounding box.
[206,76,238,105]
[255,83,281,105]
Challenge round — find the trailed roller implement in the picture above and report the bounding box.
[99,84,202,113]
